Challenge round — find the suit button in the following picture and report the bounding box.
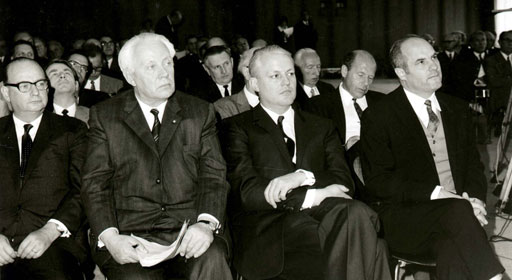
[17,205,21,211]
[156,178,161,184]
[161,206,165,211]
[432,153,436,157]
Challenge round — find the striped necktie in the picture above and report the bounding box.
[150,109,160,143]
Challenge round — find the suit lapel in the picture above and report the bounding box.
[236,91,251,112]
[0,117,20,181]
[158,93,182,156]
[294,110,312,167]
[392,88,436,170]
[253,105,294,167]
[24,112,52,179]
[123,92,159,157]
[333,87,346,142]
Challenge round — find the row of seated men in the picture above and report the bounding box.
[0,31,507,280]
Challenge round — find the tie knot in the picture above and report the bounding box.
[278,115,284,125]
[223,85,229,89]
[62,109,69,116]
[23,124,33,134]
[150,109,159,118]
[424,99,432,108]
[352,97,357,102]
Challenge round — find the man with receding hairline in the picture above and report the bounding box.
[222,45,390,280]
[361,36,505,280]
[0,58,88,279]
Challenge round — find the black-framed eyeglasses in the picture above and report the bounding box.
[4,79,49,93]
[101,41,114,46]
[92,66,103,72]
[68,60,88,71]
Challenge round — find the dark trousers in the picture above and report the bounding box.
[274,198,391,280]
[1,238,83,280]
[94,236,232,280]
[379,198,504,280]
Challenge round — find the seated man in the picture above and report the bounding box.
[360,36,505,280]
[81,33,232,280]
[222,45,390,280]
[0,58,88,279]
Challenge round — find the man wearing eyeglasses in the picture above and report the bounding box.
[84,45,123,97]
[0,58,88,279]
[100,36,122,80]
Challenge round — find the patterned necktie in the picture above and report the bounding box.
[310,87,316,98]
[150,109,160,143]
[90,80,96,91]
[277,116,295,159]
[62,109,69,116]
[353,98,363,119]
[425,100,439,136]
[20,124,33,177]
[223,85,230,97]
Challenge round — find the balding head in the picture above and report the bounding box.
[341,50,376,98]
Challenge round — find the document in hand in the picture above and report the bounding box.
[131,220,190,267]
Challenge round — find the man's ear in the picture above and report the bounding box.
[341,65,348,79]
[394,68,407,81]
[202,63,211,77]
[248,77,259,93]
[123,70,136,87]
[1,83,11,104]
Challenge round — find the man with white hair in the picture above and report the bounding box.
[81,33,232,279]
[294,48,334,107]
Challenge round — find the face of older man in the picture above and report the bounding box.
[34,38,47,58]
[342,53,376,99]
[46,63,78,95]
[499,32,512,55]
[470,33,487,53]
[204,52,233,85]
[1,60,48,116]
[299,52,321,87]
[13,44,35,59]
[395,38,442,98]
[69,54,89,84]
[129,39,175,106]
[251,51,296,114]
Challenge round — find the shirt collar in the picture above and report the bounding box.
[13,113,43,139]
[501,51,511,61]
[216,82,231,97]
[54,102,77,117]
[243,86,259,107]
[339,82,366,103]
[403,88,441,112]
[135,95,168,129]
[260,104,294,125]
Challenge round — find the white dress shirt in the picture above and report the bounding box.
[85,76,101,90]
[473,51,486,78]
[54,103,77,117]
[303,85,319,98]
[339,82,368,143]
[13,113,71,237]
[243,86,259,108]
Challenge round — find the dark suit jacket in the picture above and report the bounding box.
[213,89,252,120]
[437,51,457,93]
[451,49,486,101]
[81,90,229,246]
[305,88,383,144]
[484,51,512,111]
[78,88,110,108]
[360,87,487,209]
[0,112,87,249]
[190,76,244,103]
[221,105,353,279]
[295,80,334,108]
[98,74,124,96]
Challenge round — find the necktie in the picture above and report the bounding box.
[425,100,439,137]
[353,98,363,119]
[90,80,96,91]
[480,53,484,61]
[223,85,230,97]
[62,109,69,116]
[277,116,295,159]
[20,124,33,177]
[310,87,316,98]
[150,109,160,143]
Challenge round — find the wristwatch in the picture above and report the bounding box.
[197,220,221,234]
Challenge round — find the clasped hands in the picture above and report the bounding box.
[101,223,214,265]
[437,189,488,226]
[0,223,60,266]
[264,172,351,209]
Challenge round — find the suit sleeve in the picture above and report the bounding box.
[50,121,88,233]
[195,104,230,224]
[81,106,118,237]
[360,107,435,203]
[485,58,512,90]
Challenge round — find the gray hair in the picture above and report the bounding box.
[118,33,175,76]
[249,45,291,77]
[293,48,319,67]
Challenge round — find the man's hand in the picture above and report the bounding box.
[462,192,488,226]
[314,184,352,206]
[0,234,16,266]
[101,230,147,264]
[264,172,306,208]
[177,223,214,259]
[17,223,60,259]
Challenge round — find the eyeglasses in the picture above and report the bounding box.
[68,60,88,72]
[4,79,49,93]
[101,41,114,47]
[92,66,103,72]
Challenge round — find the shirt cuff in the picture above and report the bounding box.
[97,227,119,248]
[301,189,317,210]
[47,219,71,238]
[197,213,220,230]
[430,185,444,200]
[295,169,316,186]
